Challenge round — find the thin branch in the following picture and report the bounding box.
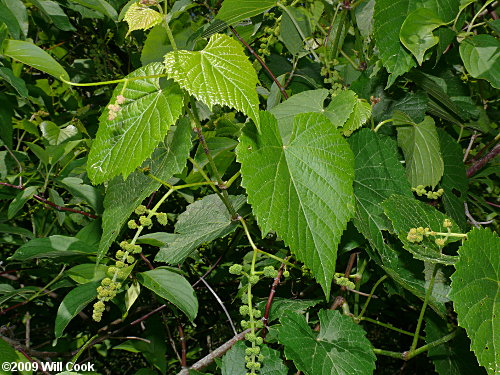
[261,261,287,339]
[178,324,187,368]
[229,26,289,99]
[464,202,494,228]
[467,143,500,177]
[176,329,251,375]
[198,277,237,335]
[463,131,478,162]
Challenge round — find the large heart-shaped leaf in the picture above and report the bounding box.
[449,228,500,375]
[278,310,376,375]
[87,63,184,184]
[237,111,354,296]
[164,33,260,129]
[459,35,500,89]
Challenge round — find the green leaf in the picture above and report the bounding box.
[55,281,98,338]
[66,264,108,284]
[256,297,320,323]
[374,0,416,86]
[87,63,184,184]
[382,194,459,265]
[31,0,76,31]
[0,0,28,38]
[137,268,198,321]
[202,0,276,37]
[164,34,260,129]
[48,188,66,225]
[324,90,358,128]
[0,4,21,39]
[278,310,376,375]
[70,0,117,20]
[3,39,70,81]
[237,111,354,296]
[40,121,78,145]
[400,8,446,65]
[0,336,19,371]
[426,313,487,375]
[155,194,246,264]
[397,116,444,188]
[10,235,96,261]
[98,119,191,263]
[57,177,103,213]
[280,6,311,56]
[343,99,372,136]
[438,130,468,230]
[449,228,500,375]
[8,186,38,219]
[459,35,500,89]
[221,342,287,375]
[123,3,163,36]
[349,129,411,252]
[0,67,28,97]
[0,94,13,148]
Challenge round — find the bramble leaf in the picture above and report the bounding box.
[278,310,376,375]
[449,228,500,375]
[87,63,184,184]
[164,34,260,129]
[123,2,163,36]
[137,268,198,321]
[237,111,354,296]
[397,116,444,188]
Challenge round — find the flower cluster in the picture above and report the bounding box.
[412,185,444,199]
[406,219,460,248]
[258,12,280,57]
[127,205,169,230]
[107,94,126,121]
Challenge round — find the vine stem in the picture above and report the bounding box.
[409,264,438,352]
[261,261,287,339]
[59,74,168,87]
[356,275,387,320]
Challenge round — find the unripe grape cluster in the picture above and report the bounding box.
[406,219,457,248]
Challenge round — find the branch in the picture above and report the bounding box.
[467,143,500,177]
[176,329,251,375]
[229,26,289,100]
[0,182,98,219]
[261,261,286,339]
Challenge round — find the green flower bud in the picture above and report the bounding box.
[255,337,263,345]
[139,216,153,227]
[156,212,168,225]
[132,244,142,254]
[127,220,138,229]
[241,320,248,328]
[443,219,452,228]
[248,275,259,285]
[229,264,243,275]
[102,277,112,286]
[135,205,147,215]
[240,305,250,316]
[258,354,264,362]
[126,255,135,264]
[435,238,446,247]
[283,270,290,278]
[116,250,125,259]
[253,309,262,319]
[115,261,125,268]
[245,333,256,342]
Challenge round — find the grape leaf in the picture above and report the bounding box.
[325,90,358,128]
[397,116,444,188]
[237,111,354,297]
[155,194,247,264]
[374,0,416,86]
[164,34,260,129]
[449,228,500,375]
[137,268,198,321]
[98,119,191,263]
[87,63,184,184]
[383,194,459,265]
[343,99,372,136]
[426,313,487,375]
[400,8,446,65]
[459,35,500,89]
[278,310,376,375]
[123,3,163,36]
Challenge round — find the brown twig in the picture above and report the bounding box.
[229,26,289,100]
[176,329,251,375]
[178,324,187,368]
[463,131,478,162]
[261,261,286,339]
[466,143,500,177]
[140,253,155,270]
[0,182,98,219]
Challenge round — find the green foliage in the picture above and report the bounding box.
[449,228,500,375]
[278,310,376,375]
[0,1,498,373]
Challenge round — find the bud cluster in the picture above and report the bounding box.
[412,185,444,199]
[407,219,457,248]
[107,94,126,121]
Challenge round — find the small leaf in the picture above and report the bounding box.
[280,6,311,56]
[237,111,354,296]
[383,194,459,265]
[3,39,70,81]
[400,8,446,65]
[449,228,500,375]
[343,99,372,136]
[10,235,96,261]
[31,0,76,31]
[40,121,79,145]
[8,186,38,219]
[0,67,28,97]
[324,90,358,128]
[459,35,500,89]
[278,310,376,375]
[256,297,320,323]
[123,3,163,37]
[397,116,444,188]
[57,177,103,213]
[137,268,198,321]
[203,0,276,37]
[164,34,260,129]
[55,282,98,338]
[155,194,246,264]
[87,63,184,184]
[66,264,108,284]
[71,0,117,20]
[98,119,191,263]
